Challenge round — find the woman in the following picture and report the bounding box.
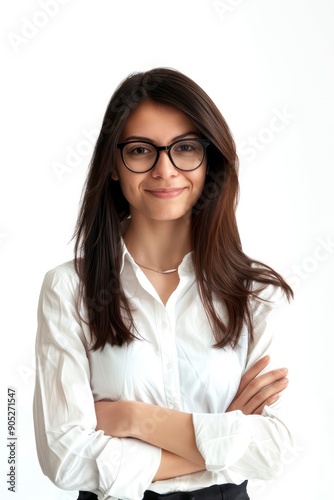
[33,68,294,500]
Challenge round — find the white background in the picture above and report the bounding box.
[1,0,333,499]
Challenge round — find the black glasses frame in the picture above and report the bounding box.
[117,138,210,173]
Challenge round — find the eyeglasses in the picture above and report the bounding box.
[117,138,210,173]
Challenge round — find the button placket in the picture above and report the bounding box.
[161,319,168,329]
[159,305,182,411]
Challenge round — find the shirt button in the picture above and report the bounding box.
[167,362,173,369]
[161,321,168,329]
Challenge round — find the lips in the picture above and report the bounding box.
[145,188,186,199]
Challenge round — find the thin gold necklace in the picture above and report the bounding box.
[134,260,178,274]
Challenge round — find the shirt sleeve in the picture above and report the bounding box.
[33,266,161,500]
[192,285,295,482]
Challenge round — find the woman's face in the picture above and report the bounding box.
[113,99,207,224]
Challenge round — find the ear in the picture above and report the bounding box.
[111,168,119,181]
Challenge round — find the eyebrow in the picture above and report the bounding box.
[121,131,200,143]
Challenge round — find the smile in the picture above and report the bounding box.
[145,188,186,199]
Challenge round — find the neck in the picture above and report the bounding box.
[124,215,192,269]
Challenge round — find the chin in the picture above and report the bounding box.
[148,210,192,222]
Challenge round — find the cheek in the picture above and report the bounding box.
[117,173,143,206]
[192,169,207,196]
[119,180,135,204]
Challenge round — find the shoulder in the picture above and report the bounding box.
[244,283,292,367]
[41,260,79,297]
[250,284,287,327]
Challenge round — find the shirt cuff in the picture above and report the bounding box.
[97,437,161,500]
[192,411,251,471]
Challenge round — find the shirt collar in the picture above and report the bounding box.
[119,239,127,274]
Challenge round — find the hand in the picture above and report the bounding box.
[227,356,288,415]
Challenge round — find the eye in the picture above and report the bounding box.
[125,143,155,156]
[179,144,194,152]
[173,140,201,153]
[129,147,150,155]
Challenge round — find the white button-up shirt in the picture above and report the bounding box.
[33,244,294,500]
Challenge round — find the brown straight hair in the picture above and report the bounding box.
[74,67,293,350]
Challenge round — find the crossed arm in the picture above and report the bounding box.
[95,356,288,481]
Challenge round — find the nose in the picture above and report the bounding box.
[151,149,178,179]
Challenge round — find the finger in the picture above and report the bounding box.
[251,393,281,415]
[244,367,288,398]
[235,356,271,397]
[243,377,289,415]
[234,366,287,407]
[230,368,288,411]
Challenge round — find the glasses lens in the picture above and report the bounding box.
[122,142,157,172]
[170,140,205,170]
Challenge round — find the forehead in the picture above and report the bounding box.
[120,100,198,142]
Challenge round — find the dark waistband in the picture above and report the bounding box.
[143,481,248,500]
[78,493,98,500]
[78,481,248,500]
